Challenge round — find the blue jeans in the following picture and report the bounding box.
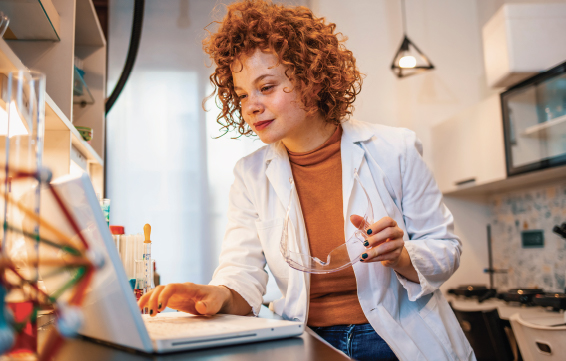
[310,323,398,361]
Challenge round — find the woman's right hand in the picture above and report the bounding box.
[138,283,233,317]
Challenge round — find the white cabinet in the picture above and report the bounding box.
[0,0,105,195]
[431,94,506,195]
[482,4,566,88]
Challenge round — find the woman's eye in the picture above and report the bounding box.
[238,94,247,100]
[261,85,274,92]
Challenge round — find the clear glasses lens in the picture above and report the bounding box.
[280,172,373,274]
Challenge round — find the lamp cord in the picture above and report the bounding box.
[105,0,145,115]
[401,0,407,34]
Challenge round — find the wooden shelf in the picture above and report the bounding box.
[0,0,60,41]
[70,128,103,166]
[75,0,106,47]
[0,37,25,72]
[45,94,103,166]
[521,114,566,139]
[444,164,566,198]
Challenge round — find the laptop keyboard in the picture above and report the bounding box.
[143,314,245,339]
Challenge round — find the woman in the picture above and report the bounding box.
[139,1,474,360]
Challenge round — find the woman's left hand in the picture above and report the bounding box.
[350,215,419,283]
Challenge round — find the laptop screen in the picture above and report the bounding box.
[39,173,152,352]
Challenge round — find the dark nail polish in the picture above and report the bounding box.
[362,253,368,259]
[367,229,372,235]
[363,240,369,247]
[150,309,153,315]
[360,257,364,262]
[158,303,162,310]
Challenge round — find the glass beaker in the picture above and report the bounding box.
[0,71,46,360]
[133,259,146,301]
[99,198,110,226]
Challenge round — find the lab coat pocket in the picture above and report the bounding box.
[255,218,289,284]
[418,291,473,360]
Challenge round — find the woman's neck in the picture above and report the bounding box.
[282,116,338,153]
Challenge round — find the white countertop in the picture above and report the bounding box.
[446,295,565,326]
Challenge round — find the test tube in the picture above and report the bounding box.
[143,224,152,295]
[134,260,145,302]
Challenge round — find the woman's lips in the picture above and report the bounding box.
[254,120,273,131]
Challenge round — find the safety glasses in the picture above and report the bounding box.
[279,169,374,274]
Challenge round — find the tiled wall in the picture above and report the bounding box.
[490,182,566,292]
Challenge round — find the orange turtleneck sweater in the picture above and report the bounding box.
[287,125,368,327]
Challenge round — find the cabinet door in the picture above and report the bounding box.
[474,95,506,185]
[432,94,506,194]
[482,3,566,88]
[432,109,476,193]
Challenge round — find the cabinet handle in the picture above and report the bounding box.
[454,178,476,186]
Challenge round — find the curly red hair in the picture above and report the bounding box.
[203,0,363,136]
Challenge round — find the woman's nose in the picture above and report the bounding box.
[245,95,264,115]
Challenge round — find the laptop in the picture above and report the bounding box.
[39,173,303,353]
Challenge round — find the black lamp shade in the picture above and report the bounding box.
[391,35,434,78]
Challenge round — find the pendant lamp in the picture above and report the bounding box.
[391,0,434,78]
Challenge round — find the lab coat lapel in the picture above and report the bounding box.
[340,120,373,221]
[265,142,293,208]
[264,141,311,253]
[341,120,391,304]
[265,142,310,322]
[341,138,366,221]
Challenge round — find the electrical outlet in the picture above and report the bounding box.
[521,230,544,248]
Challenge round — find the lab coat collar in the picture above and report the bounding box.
[340,118,375,144]
[263,118,374,161]
[264,118,376,218]
[263,118,375,164]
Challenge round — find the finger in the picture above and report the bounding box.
[366,242,403,262]
[158,283,201,314]
[369,250,402,264]
[147,286,166,317]
[365,217,397,236]
[366,226,404,248]
[138,288,155,310]
[157,283,185,312]
[349,214,365,229]
[360,239,404,262]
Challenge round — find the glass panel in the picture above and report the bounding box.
[505,72,566,170]
[1,70,46,359]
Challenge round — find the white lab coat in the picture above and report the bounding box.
[210,119,475,361]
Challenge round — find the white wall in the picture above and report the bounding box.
[308,0,565,291]
[107,0,218,285]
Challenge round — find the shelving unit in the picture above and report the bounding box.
[0,0,105,196]
[521,114,566,139]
